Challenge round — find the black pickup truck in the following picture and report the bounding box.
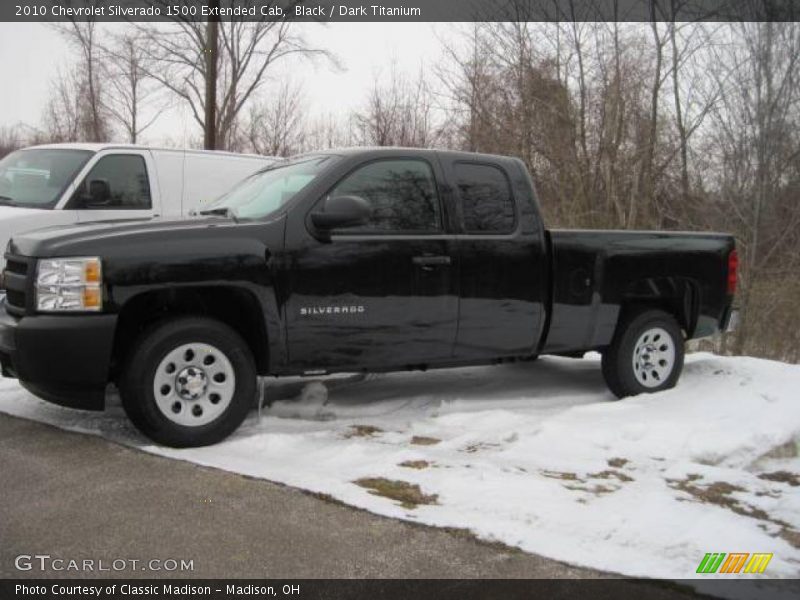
[0,148,737,446]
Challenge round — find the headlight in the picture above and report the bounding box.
[36,257,103,312]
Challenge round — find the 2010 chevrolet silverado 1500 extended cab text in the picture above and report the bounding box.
[0,148,738,447]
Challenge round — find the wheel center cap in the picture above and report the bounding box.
[176,367,208,400]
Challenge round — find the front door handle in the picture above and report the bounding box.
[412,255,451,271]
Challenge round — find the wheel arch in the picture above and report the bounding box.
[110,285,271,380]
[616,276,699,339]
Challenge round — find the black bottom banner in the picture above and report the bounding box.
[2,579,799,600]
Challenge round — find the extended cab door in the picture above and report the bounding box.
[440,156,548,359]
[65,150,160,222]
[283,156,459,371]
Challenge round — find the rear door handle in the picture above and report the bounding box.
[412,255,451,270]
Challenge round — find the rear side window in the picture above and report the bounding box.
[72,154,151,210]
[329,159,441,233]
[454,162,515,233]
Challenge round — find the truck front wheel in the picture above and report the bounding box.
[601,309,685,398]
[119,317,257,447]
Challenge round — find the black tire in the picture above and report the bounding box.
[120,317,256,447]
[601,309,685,399]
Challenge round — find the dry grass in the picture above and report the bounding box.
[668,477,771,521]
[779,528,800,549]
[590,469,635,483]
[344,425,383,439]
[737,279,800,363]
[354,477,438,509]
[410,436,441,446]
[540,468,633,497]
[667,472,800,549]
[607,457,629,468]
[757,440,798,461]
[541,470,580,481]
[758,471,800,487]
[399,460,431,470]
[462,442,501,453]
[565,484,617,495]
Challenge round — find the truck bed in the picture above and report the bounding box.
[542,229,736,354]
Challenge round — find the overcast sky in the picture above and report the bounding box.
[0,22,450,146]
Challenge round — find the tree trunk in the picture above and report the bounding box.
[130,44,138,144]
[204,1,220,150]
[670,23,690,206]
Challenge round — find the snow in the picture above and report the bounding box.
[1,352,799,585]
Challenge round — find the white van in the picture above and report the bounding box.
[0,143,277,269]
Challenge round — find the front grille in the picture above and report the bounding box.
[3,254,33,317]
[6,290,25,308]
[5,259,27,276]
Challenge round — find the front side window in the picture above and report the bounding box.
[0,149,93,209]
[328,159,441,233]
[72,154,151,209]
[455,162,515,234]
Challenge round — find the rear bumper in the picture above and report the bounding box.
[721,305,739,334]
[0,308,117,410]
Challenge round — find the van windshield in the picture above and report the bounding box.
[0,149,94,209]
[200,155,332,220]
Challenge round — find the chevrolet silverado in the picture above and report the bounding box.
[0,148,737,446]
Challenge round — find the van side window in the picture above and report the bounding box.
[454,162,515,233]
[72,154,151,210]
[328,159,441,233]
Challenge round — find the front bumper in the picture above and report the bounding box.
[0,308,117,410]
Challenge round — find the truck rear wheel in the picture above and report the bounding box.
[120,317,256,447]
[601,309,684,398]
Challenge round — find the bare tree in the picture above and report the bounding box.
[140,1,330,150]
[245,81,305,156]
[705,23,800,357]
[0,126,23,158]
[669,21,690,206]
[42,67,92,143]
[302,113,354,152]
[628,16,668,229]
[53,19,109,142]
[435,24,498,153]
[353,64,446,148]
[656,22,724,227]
[100,32,163,144]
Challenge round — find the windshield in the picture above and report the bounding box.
[202,156,332,219]
[0,148,94,209]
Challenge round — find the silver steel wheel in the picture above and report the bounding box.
[153,343,236,427]
[632,326,676,388]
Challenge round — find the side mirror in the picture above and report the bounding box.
[83,179,111,207]
[311,195,371,231]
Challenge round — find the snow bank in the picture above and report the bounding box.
[1,352,798,583]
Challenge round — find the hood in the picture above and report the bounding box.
[0,206,78,260]
[9,214,237,258]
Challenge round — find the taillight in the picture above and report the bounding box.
[727,249,738,295]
